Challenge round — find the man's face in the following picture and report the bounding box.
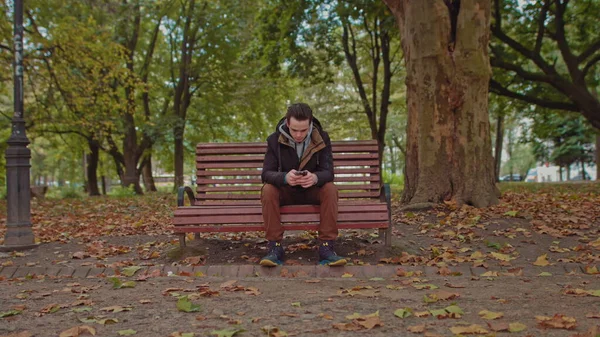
[286,117,310,143]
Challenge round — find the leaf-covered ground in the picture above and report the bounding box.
[0,182,599,336]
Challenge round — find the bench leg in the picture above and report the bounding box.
[194,233,201,240]
[178,233,186,248]
[379,228,392,247]
[385,225,392,247]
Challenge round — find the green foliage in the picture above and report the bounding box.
[46,186,85,200]
[498,181,600,195]
[108,185,137,198]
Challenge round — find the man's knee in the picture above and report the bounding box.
[320,182,338,199]
[261,184,280,202]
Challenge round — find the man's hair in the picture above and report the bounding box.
[285,103,313,122]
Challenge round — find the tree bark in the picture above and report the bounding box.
[494,113,504,181]
[172,0,199,190]
[384,0,499,207]
[596,134,600,180]
[86,139,101,196]
[141,154,157,192]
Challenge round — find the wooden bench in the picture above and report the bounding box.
[173,140,392,248]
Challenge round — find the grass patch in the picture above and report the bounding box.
[498,181,600,194]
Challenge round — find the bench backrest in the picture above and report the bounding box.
[195,140,381,205]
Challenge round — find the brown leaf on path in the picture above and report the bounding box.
[245,287,261,296]
[139,299,152,304]
[584,265,599,275]
[332,322,362,331]
[449,324,488,335]
[220,280,238,289]
[443,282,465,288]
[586,312,600,318]
[487,321,509,332]
[407,325,425,333]
[72,251,88,259]
[59,325,96,337]
[429,290,460,301]
[355,316,383,329]
[438,266,452,276]
[536,314,577,330]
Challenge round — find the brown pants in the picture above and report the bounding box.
[261,182,339,242]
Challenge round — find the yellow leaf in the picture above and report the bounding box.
[449,324,488,335]
[490,252,513,261]
[508,322,527,332]
[533,254,550,266]
[478,309,504,320]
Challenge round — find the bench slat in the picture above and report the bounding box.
[191,199,387,206]
[173,211,388,225]
[196,153,379,162]
[195,175,380,185]
[196,183,381,193]
[174,222,389,233]
[197,159,380,169]
[193,191,381,200]
[196,167,379,176]
[174,204,388,216]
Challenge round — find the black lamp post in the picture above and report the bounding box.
[1,0,36,251]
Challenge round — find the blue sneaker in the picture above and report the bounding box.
[318,241,347,266]
[259,241,284,267]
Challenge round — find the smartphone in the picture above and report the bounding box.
[294,170,308,176]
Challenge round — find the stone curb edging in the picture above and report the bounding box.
[0,264,592,280]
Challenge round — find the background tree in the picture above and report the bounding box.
[383,0,499,207]
[490,0,600,178]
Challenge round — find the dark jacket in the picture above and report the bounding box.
[261,117,334,187]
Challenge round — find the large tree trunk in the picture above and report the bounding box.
[596,134,600,180]
[384,0,499,208]
[86,139,101,196]
[494,114,504,181]
[141,154,158,192]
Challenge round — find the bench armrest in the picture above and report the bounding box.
[177,186,196,207]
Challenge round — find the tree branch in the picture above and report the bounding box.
[489,79,579,112]
[534,1,550,55]
[577,39,600,63]
[552,0,583,84]
[582,54,600,79]
[490,57,559,84]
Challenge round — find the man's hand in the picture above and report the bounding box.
[286,170,317,188]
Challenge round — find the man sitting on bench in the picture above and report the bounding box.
[260,103,347,267]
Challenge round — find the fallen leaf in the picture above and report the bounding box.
[487,321,509,332]
[407,325,425,333]
[394,308,412,318]
[59,325,96,337]
[210,328,245,337]
[533,254,550,266]
[177,296,201,313]
[121,266,142,277]
[478,309,504,320]
[117,330,137,336]
[449,324,488,335]
[508,322,527,332]
[100,306,132,313]
[536,314,577,330]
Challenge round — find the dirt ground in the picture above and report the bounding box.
[1,198,599,336]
